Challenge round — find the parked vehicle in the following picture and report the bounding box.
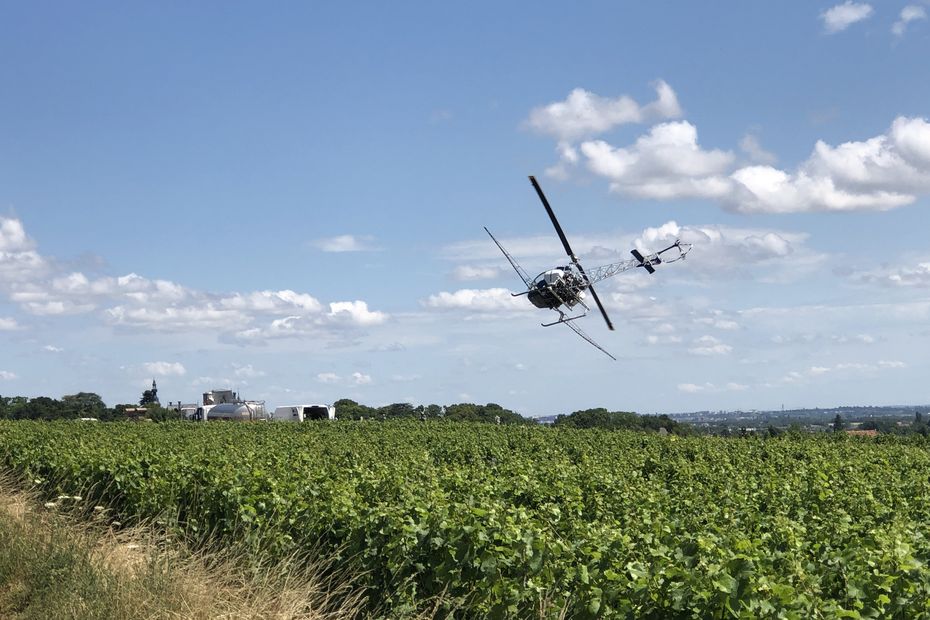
[272,404,335,422]
[208,401,268,422]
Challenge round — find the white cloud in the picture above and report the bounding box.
[892,5,926,36]
[775,359,906,385]
[0,317,17,330]
[739,134,777,165]
[571,114,930,214]
[854,260,930,287]
[452,265,503,281]
[688,335,733,356]
[422,288,530,314]
[316,372,340,384]
[525,80,681,141]
[352,372,372,385]
[677,381,746,393]
[0,217,48,283]
[821,2,873,33]
[106,305,250,331]
[0,370,17,380]
[0,217,389,347]
[0,218,34,252]
[581,121,734,199]
[327,301,388,326]
[233,364,265,379]
[310,235,377,253]
[879,360,907,369]
[42,345,63,352]
[219,290,322,313]
[143,361,187,377]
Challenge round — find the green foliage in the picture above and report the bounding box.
[553,408,688,434]
[334,399,527,424]
[332,399,376,420]
[4,422,930,617]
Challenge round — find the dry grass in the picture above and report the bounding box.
[0,473,369,619]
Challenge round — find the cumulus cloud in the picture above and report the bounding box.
[0,370,17,380]
[143,361,187,377]
[316,372,340,384]
[351,372,372,385]
[632,220,825,283]
[821,2,873,33]
[581,121,734,199]
[0,317,17,330]
[42,345,63,352]
[327,301,387,326]
[422,288,530,314]
[0,217,389,345]
[589,116,930,213]
[528,81,930,214]
[310,234,377,252]
[525,80,681,141]
[892,5,926,36]
[0,217,48,283]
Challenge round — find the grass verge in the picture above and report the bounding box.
[0,474,369,619]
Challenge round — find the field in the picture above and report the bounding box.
[2,421,930,618]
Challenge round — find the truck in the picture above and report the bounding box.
[272,404,336,422]
[185,389,266,422]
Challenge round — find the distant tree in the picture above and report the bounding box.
[553,408,689,434]
[62,392,107,419]
[832,414,844,433]
[444,402,526,424]
[917,410,924,424]
[333,398,376,420]
[17,396,69,420]
[379,402,417,419]
[0,395,29,420]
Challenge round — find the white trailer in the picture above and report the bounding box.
[272,404,335,422]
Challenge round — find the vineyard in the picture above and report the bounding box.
[2,420,930,618]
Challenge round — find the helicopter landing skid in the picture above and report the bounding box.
[541,311,587,328]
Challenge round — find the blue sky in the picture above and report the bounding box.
[2,2,930,415]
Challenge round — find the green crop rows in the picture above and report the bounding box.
[3,420,930,618]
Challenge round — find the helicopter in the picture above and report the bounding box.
[484,176,692,360]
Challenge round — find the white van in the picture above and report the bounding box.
[272,404,335,422]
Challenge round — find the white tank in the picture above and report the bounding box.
[207,402,267,421]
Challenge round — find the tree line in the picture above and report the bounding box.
[1,393,685,432]
[0,393,178,422]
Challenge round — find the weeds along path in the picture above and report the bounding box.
[0,473,368,619]
[3,420,930,618]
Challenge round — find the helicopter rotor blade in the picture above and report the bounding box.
[579,277,615,331]
[563,318,617,361]
[528,175,577,260]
